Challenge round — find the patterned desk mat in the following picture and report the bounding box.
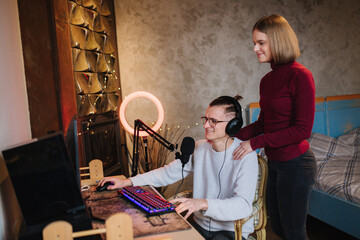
[82,185,191,237]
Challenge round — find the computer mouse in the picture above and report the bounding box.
[96,181,114,191]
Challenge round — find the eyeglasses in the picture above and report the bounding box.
[200,117,229,127]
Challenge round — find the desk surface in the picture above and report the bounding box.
[82,185,204,240]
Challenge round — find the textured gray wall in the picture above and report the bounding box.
[114,0,360,141]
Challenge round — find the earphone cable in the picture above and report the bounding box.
[208,136,231,235]
[217,136,230,198]
[174,166,185,198]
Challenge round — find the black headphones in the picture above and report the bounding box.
[218,96,243,136]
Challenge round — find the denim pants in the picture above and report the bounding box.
[187,216,243,240]
[266,149,316,240]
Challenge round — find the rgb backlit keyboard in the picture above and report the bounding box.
[119,186,175,215]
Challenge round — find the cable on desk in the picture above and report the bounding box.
[81,185,90,191]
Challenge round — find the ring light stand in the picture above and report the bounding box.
[119,91,176,176]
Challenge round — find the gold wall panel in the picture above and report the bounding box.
[102,35,114,54]
[69,0,120,117]
[72,48,89,71]
[76,94,97,116]
[68,3,89,28]
[98,73,119,92]
[99,0,111,16]
[85,31,101,51]
[82,8,95,30]
[70,25,86,48]
[82,0,98,10]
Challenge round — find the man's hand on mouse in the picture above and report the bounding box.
[97,177,133,190]
[96,181,114,191]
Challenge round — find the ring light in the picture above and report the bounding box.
[119,91,164,137]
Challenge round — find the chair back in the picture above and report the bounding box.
[254,155,268,230]
[79,159,104,186]
[235,154,268,240]
[43,212,133,240]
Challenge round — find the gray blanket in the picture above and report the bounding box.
[308,128,360,205]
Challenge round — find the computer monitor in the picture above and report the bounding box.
[65,116,80,187]
[2,132,92,238]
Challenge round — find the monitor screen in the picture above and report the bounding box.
[65,116,80,188]
[2,132,87,227]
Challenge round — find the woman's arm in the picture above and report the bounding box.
[234,110,265,141]
[233,111,264,159]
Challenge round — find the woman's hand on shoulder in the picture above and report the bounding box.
[233,140,253,160]
[97,177,132,190]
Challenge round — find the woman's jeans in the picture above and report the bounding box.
[266,149,316,240]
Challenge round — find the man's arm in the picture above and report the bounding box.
[169,198,208,219]
[130,158,193,187]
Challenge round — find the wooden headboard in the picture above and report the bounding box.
[248,94,360,137]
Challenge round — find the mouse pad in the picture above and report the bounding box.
[82,185,191,238]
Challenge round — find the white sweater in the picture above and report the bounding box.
[130,138,258,239]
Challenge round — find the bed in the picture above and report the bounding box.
[247,94,360,239]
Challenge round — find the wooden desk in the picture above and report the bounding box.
[81,185,204,240]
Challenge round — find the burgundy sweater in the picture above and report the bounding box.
[235,61,315,162]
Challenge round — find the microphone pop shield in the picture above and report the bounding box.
[179,137,195,166]
[181,137,195,155]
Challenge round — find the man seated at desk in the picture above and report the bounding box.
[99,96,258,240]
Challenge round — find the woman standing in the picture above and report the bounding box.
[233,15,317,240]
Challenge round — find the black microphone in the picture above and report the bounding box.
[176,137,195,167]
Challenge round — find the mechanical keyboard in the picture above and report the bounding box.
[119,186,175,215]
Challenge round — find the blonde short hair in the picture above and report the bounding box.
[253,14,300,65]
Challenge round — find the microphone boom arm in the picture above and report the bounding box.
[135,119,176,151]
[132,119,177,176]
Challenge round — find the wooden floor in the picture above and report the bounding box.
[265,215,358,240]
